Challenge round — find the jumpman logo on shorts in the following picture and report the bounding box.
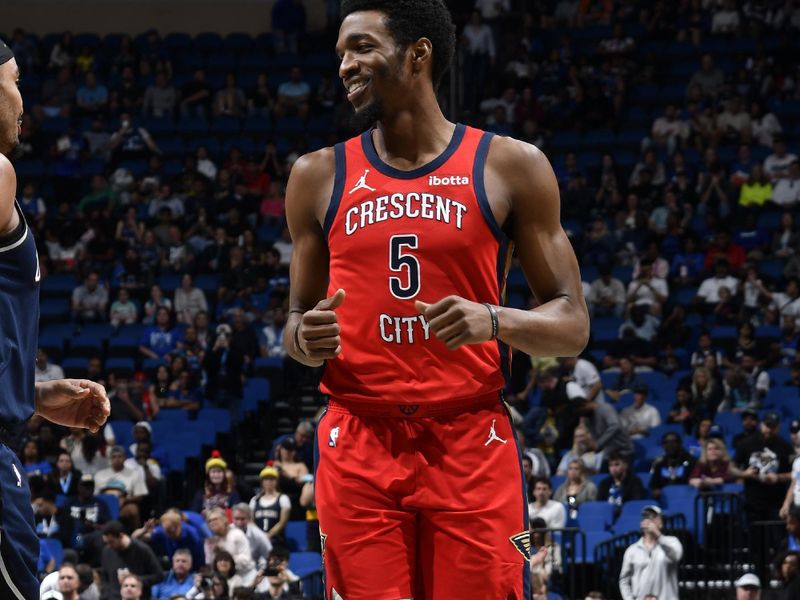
[484,419,507,446]
[349,169,376,194]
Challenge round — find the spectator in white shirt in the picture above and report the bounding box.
[204,507,255,578]
[717,95,752,145]
[650,104,689,155]
[757,278,800,327]
[750,100,782,147]
[712,0,741,33]
[626,259,668,315]
[94,446,148,503]
[561,356,605,404]
[588,265,626,319]
[232,503,273,569]
[620,385,662,439]
[696,259,740,306]
[528,477,566,530]
[619,505,683,600]
[772,161,800,207]
[35,349,65,382]
[764,140,798,183]
[174,274,209,325]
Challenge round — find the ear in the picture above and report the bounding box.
[410,38,433,76]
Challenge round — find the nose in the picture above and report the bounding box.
[339,50,358,82]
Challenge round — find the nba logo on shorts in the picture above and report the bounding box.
[329,427,340,447]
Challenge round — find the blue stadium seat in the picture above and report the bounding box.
[195,32,223,49]
[575,530,613,563]
[197,408,232,433]
[284,521,308,552]
[288,552,322,577]
[62,357,90,378]
[576,501,614,531]
[550,475,566,491]
[660,485,697,510]
[155,409,190,424]
[224,33,253,50]
[611,514,642,536]
[768,367,792,386]
[618,500,654,522]
[105,358,135,378]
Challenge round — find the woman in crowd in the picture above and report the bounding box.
[689,437,734,489]
[271,438,308,520]
[191,452,241,514]
[249,466,291,543]
[554,460,597,519]
[556,425,603,475]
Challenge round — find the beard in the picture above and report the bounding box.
[348,95,385,133]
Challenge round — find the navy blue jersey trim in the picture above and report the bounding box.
[360,123,466,179]
[503,405,531,600]
[323,144,346,238]
[473,132,505,243]
[0,203,28,253]
[495,240,511,382]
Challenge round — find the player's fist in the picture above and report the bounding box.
[415,295,495,351]
[296,289,346,365]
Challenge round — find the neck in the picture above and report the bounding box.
[373,99,453,168]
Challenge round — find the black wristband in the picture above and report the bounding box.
[482,303,499,340]
[293,323,307,356]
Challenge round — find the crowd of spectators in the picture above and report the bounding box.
[8,0,800,598]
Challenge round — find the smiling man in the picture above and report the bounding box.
[0,38,110,600]
[283,1,588,598]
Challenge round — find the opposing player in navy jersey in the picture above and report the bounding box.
[0,39,110,599]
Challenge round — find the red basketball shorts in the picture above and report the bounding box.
[314,393,531,600]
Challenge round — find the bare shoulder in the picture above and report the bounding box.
[290,145,336,179]
[286,146,337,226]
[485,135,559,215]
[486,135,552,184]
[0,153,17,232]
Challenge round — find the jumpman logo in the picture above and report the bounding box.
[484,419,507,446]
[349,169,376,194]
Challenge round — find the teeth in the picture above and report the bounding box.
[348,81,365,94]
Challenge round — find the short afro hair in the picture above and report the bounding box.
[340,0,456,90]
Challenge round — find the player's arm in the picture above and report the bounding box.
[489,137,589,357]
[0,153,20,236]
[282,148,342,367]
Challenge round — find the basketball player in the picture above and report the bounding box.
[0,39,110,599]
[283,1,589,598]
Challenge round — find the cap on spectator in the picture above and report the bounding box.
[633,384,649,395]
[280,437,297,450]
[41,592,63,600]
[640,505,662,519]
[205,450,227,473]
[734,573,761,588]
[763,412,781,427]
[259,465,279,479]
[132,421,152,435]
[566,381,587,403]
[100,480,127,494]
[742,408,758,419]
[791,420,800,434]
[708,425,724,439]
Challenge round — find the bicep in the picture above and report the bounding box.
[503,144,584,306]
[0,157,18,236]
[285,152,333,311]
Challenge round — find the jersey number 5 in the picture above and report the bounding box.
[389,234,420,299]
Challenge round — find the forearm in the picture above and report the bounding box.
[657,535,683,562]
[495,296,588,358]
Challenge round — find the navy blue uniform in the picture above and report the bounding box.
[0,202,41,600]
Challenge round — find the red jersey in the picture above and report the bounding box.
[321,124,512,405]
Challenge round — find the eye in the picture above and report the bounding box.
[357,44,373,53]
